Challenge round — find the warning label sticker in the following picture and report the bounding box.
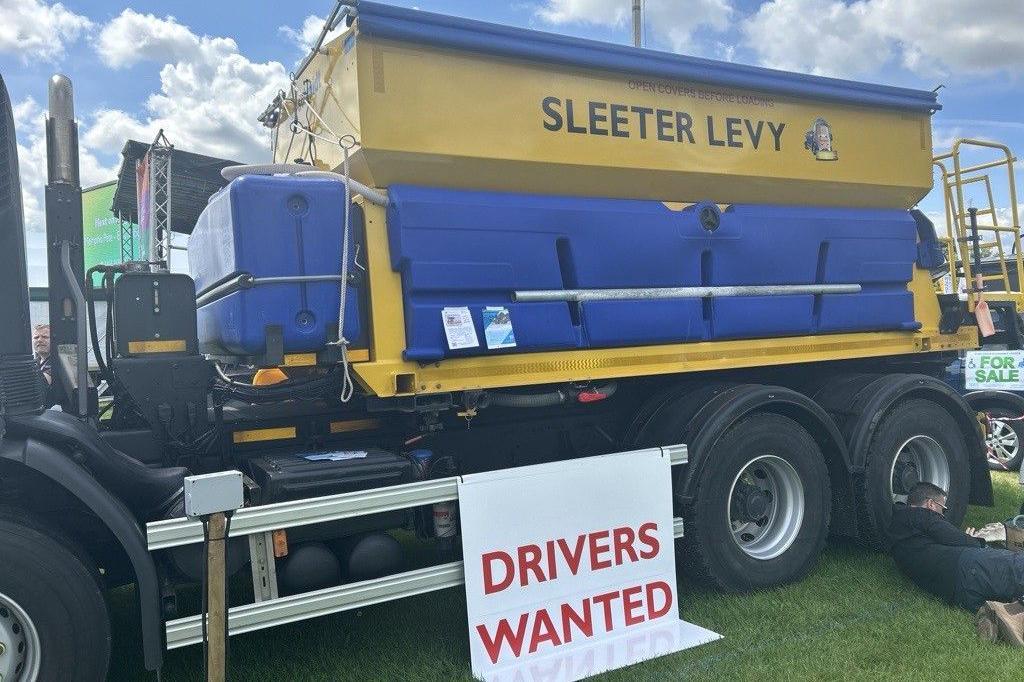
[442,306,479,350]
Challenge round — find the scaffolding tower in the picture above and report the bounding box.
[141,130,173,269]
[118,209,134,263]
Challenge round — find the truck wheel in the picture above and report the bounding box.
[0,509,110,681]
[682,413,831,591]
[983,407,1024,471]
[858,399,970,546]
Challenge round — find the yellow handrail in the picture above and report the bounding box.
[933,139,1023,312]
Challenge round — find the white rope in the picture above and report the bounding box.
[223,131,387,403]
[329,134,357,403]
[294,124,341,150]
[304,100,340,141]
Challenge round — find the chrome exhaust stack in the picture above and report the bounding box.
[44,74,90,417]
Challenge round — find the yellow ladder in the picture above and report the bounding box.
[933,139,1023,312]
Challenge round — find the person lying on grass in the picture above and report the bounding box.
[888,481,1022,612]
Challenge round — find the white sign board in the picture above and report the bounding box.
[458,448,720,681]
[965,350,1024,391]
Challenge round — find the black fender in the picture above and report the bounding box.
[817,374,993,507]
[675,384,856,536]
[0,436,164,672]
[962,390,1024,416]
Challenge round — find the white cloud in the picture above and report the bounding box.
[870,0,1024,77]
[742,0,890,78]
[938,119,1024,133]
[11,97,47,232]
[88,9,288,164]
[931,125,966,153]
[743,0,1024,80]
[96,9,203,69]
[279,14,346,56]
[536,0,733,53]
[0,0,92,63]
[11,8,288,237]
[12,95,119,234]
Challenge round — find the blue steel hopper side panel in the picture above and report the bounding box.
[386,185,920,362]
[353,2,940,113]
[189,175,366,356]
[707,204,919,337]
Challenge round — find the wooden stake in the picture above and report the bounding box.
[205,512,228,682]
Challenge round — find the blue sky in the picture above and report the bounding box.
[2,0,1022,284]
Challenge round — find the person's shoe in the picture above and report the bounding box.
[992,600,1024,646]
[977,602,999,643]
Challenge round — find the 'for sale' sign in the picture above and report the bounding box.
[458,448,720,681]
[965,350,1024,391]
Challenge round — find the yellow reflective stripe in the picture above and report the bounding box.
[283,353,317,367]
[329,418,381,434]
[232,426,296,444]
[127,339,186,354]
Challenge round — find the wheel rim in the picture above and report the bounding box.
[986,418,1020,467]
[728,455,805,560]
[889,434,951,504]
[0,591,41,682]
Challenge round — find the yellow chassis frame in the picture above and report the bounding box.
[348,198,978,399]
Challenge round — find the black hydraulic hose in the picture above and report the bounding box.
[968,207,984,294]
[488,388,568,408]
[487,382,619,408]
[212,363,343,403]
[85,266,112,381]
[104,271,115,370]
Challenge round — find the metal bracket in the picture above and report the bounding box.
[247,532,279,603]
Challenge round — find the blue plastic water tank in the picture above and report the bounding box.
[189,175,365,356]
[386,185,920,361]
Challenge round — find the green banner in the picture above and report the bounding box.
[82,181,140,270]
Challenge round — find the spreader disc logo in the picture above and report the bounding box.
[804,117,838,161]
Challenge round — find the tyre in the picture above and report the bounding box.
[982,406,1024,471]
[0,509,111,681]
[858,399,971,547]
[680,412,831,591]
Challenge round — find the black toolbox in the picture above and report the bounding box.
[246,447,413,504]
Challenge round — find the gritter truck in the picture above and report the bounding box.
[0,1,1011,678]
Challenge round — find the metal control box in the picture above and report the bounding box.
[183,471,244,518]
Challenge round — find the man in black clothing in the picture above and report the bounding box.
[889,482,1024,611]
[32,323,57,408]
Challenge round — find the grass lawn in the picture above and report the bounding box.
[108,470,1024,681]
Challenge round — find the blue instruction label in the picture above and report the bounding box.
[483,306,516,349]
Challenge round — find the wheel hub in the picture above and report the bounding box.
[889,434,951,505]
[728,455,805,561]
[735,484,771,521]
[892,460,920,495]
[0,591,41,682]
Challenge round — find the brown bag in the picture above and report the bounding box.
[1005,524,1024,553]
[976,600,1024,646]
